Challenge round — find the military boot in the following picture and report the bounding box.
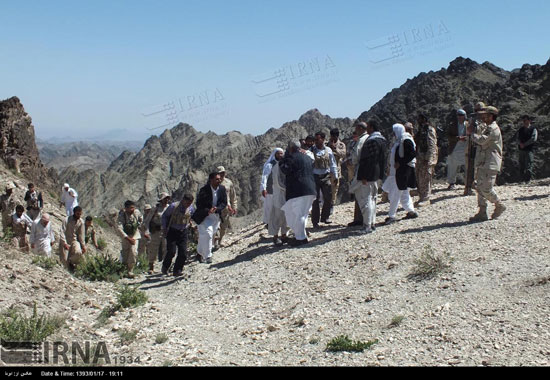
[469,206,488,223]
[491,202,506,220]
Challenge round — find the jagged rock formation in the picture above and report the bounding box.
[38,140,142,173]
[357,57,550,183]
[0,96,59,189]
[61,110,354,216]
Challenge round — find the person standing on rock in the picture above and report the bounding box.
[161,193,195,276]
[214,166,237,250]
[60,206,87,271]
[267,148,289,245]
[144,194,171,273]
[60,183,79,217]
[467,106,506,222]
[0,183,18,234]
[279,140,316,247]
[356,121,387,233]
[414,114,438,207]
[382,124,418,224]
[24,183,43,221]
[30,213,55,257]
[117,201,147,278]
[311,131,338,228]
[327,128,347,209]
[517,115,538,183]
[193,173,227,264]
[11,204,32,251]
[465,102,486,196]
[261,148,284,227]
[447,109,469,190]
[347,121,370,227]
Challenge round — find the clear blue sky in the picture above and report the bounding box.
[1,0,548,142]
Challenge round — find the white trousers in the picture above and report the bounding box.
[383,175,415,218]
[447,142,466,184]
[268,204,289,237]
[262,194,273,224]
[33,240,53,257]
[198,213,221,260]
[281,195,315,241]
[355,182,378,228]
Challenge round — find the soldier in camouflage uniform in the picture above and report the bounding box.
[327,128,346,207]
[144,194,171,274]
[467,106,506,222]
[0,183,17,234]
[117,200,147,278]
[215,166,237,249]
[414,114,438,207]
[464,102,487,196]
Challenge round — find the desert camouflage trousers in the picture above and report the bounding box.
[475,169,500,207]
[415,159,435,201]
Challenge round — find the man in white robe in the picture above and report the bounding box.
[30,213,56,257]
[60,183,79,217]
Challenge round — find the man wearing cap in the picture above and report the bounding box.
[467,106,506,222]
[60,206,87,271]
[30,213,56,257]
[117,201,147,278]
[214,166,237,249]
[279,140,316,247]
[144,194,171,273]
[517,115,538,183]
[0,183,17,234]
[414,114,438,207]
[327,128,346,207]
[465,102,486,196]
[446,109,469,190]
[60,183,79,217]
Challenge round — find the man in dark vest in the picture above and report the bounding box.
[161,193,195,276]
[517,115,538,183]
[279,140,316,247]
[192,173,227,264]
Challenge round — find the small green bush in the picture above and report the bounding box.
[75,252,126,282]
[408,245,451,281]
[94,217,109,229]
[0,303,65,342]
[326,335,378,353]
[96,238,107,251]
[155,333,168,345]
[32,255,58,270]
[117,285,148,309]
[118,329,138,345]
[1,226,14,243]
[388,315,405,328]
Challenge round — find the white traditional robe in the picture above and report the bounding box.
[281,195,315,241]
[61,187,79,216]
[30,220,55,257]
[197,213,221,260]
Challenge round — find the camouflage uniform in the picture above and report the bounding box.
[216,177,237,247]
[328,139,346,205]
[117,209,143,275]
[60,216,86,270]
[470,116,505,220]
[414,124,438,204]
[0,188,17,234]
[144,203,169,271]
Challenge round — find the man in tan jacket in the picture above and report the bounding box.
[215,166,237,249]
[117,200,147,278]
[60,206,87,271]
[414,114,438,207]
[467,106,506,222]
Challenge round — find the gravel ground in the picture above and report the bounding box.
[2,179,549,367]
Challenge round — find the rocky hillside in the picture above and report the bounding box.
[0,97,59,190]
[61,110,354,216]
[357,57,550,183]
[1,179,549,366]
[38,140,142,173]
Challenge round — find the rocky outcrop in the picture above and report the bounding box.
[357,56,549,183]
[0,96,58,189]
[61,109,354,216]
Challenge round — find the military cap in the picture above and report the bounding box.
[216,166,226,173]
[478,106,499,115]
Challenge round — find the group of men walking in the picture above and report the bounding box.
[261,103,539,245]
[0,102,539,279]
